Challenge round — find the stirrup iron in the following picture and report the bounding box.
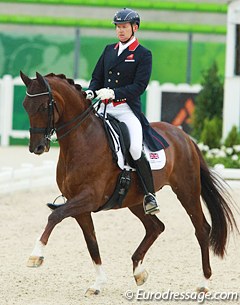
[143,193,160,215]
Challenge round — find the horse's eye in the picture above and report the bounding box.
[39,104,48,112]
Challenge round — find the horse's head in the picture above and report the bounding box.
[21,71,93,155]
[20,71,60,154]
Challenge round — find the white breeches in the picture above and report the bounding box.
[98,103,143,160]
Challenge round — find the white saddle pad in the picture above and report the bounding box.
[118,145,166,171]
[105,120,166,171]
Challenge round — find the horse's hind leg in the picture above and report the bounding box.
[74,213,107,296]
[172,179,211,291]
[129,205,165,286]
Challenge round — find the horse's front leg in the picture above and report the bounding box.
[129,205,165,286]
[27,205,65,267]
[27,193,96,268]
[75,213,107,296]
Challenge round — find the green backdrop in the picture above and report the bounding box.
[0,31,225,143]
[0,32,226,84]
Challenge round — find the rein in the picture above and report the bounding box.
[26,77,100,142]
[56,103,96,141]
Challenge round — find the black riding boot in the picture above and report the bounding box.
[134,152,160,215]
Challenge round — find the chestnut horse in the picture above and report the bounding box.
[20,71,237,296]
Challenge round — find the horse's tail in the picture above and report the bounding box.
[192,140,239,257]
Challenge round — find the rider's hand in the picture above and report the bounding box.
[85,90,95,100]
[96,88,115,101]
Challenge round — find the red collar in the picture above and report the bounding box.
[114,39,139,51]
[129,39,139,51]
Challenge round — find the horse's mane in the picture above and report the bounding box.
[45,73,83,93]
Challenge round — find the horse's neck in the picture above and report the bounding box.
[57,112,105,158]
[59,89,87,121]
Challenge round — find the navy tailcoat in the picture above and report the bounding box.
[88,39,168,151]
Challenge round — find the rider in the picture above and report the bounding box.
[85,8,168,215]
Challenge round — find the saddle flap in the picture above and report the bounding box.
[100,113,131,164]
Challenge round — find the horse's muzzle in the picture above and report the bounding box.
[29,139,50,155]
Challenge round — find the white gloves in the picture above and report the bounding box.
[86,88,115,102]
[85,90,95,100]
[96,88,115,100]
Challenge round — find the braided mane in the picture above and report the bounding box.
[45,73,83,93]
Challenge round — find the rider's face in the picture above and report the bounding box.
[116,22,138,43]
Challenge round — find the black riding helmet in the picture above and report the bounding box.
[113,8,140,28]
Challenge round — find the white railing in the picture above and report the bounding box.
[0,159,239,195]
[0,74,202,147]
[0,160,57,194]
[146,81,202,122]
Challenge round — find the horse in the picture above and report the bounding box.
[20,71,238,296]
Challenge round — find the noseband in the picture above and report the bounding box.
[26,77,98,142]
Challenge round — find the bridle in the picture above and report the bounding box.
[26,77,55,142]
[26,76,99,142]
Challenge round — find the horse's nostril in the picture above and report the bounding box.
[34,145,45,155]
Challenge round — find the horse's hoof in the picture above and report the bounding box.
[134,269,149,286]
[27,256,44,268]
[196,286,209,294]
[85,288,100,296]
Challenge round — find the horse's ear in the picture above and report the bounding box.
[20,71,32,87]
[36,72,47,88]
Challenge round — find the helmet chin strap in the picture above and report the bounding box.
[120,35,134,44]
